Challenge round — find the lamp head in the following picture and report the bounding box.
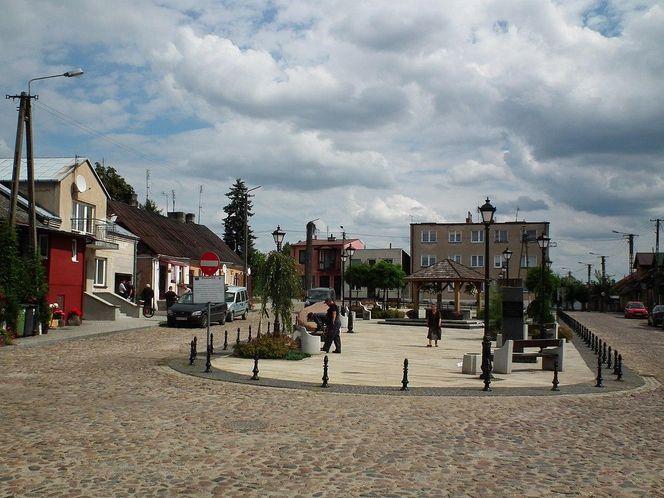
[537,234,551,249]
[478,197,496,226]
[347,246,355,257]
[502,248,513,261]
[64,68,84,78]
[272,225,285,246]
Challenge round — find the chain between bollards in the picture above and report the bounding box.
[321,355,329,388]
[400,358,409,391]
[551,360,560,391]
[250,353,260,381]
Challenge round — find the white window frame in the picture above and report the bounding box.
[448,254,462,264]
[421,230,437,243]
[471,230,484,243]
[421,255,436,267]
[71,239,78,262]
[72,201,95,234]
[94,258,107,287]
[470,255,484,268]
[494,229,508,243]
[494,255,504,268]
[448,231,462,243]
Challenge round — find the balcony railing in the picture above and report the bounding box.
[71,218,120,249]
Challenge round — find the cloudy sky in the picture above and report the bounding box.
[1,0,663,281]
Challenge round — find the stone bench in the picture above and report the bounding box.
[293,325,322,355]
[493,339,565,374]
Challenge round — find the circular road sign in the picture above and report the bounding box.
[199,251,220,276]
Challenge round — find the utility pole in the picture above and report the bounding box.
[146,169,150,202]
[578,262,593,285]
[162,191,169,212]
[650,218,661,253]
[171,189,176,211]
[198,185,203,222]
[305,220,318,291]
[612,230,638,275]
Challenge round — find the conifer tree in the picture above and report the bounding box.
[223,179,255,259]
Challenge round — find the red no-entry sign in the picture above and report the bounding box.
[199,251,220,276]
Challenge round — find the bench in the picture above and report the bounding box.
[493,339,565,374]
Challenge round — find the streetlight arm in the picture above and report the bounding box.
[28,68,84,94]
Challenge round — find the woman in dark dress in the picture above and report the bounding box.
[427,303,442,347]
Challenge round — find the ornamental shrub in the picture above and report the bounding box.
[233,334,306,360]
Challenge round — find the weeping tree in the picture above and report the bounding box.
[256,251,301,335]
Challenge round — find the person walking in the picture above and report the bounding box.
[427,303,442,347]
[164,286,178,309]
[322,297,342,354]
[141,284,155,315]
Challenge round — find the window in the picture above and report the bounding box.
[298,250,306,264]
[448,255,461,264]
[71,239,78,262]
[421,255,436,267]
[521,255,537,268]
[72,201,95,234]
[494,229,508,243]
[368,259,376,266]
[94,258,107,286]
[448,231,462,243]
[471,230,484,243]
[421,230,437,243]
[522,229,537,242]
[494,255,504,268]
[470,255,484,267]
[38,234,49,259]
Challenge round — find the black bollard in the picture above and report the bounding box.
[223,330,228,350]
[321,355,329,388]
[551,360,560,391]
[613,350,619,375]
[251,353,260,381]
[595,354,604,388]
[616,354,623,381]
[400,358,409,391]
[189,339,195,365]
[248,325,252,342]
[602,342,607,365]
[193,336,197,355]
[210,333,214,355]
[607,346,612,369]
[236,328,240,346]
[347,308,354,333]
[205,344,212,373]
[599,339,603,359]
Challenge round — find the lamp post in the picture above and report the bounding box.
[243,185,261,288]
[537,233,551,338]
[502,248,512,285]
[479,197,496,391]
[7,68,84,253]
[341,251,348,312]
[272,225,285,252]
[346,245,355,333]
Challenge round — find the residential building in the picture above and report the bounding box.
[347,248,411,304]
[410,214,549,300]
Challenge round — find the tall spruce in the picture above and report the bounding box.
[223,179,255,259]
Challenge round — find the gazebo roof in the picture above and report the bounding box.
[405,259,485,283]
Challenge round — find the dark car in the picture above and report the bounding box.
[166,292,227,328]
[624,301,648,319]
[304,287,336,307]
[648,304,664,326]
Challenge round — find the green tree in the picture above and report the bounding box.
[141,198,162,214]
[223,179,255,260]
[0,221,23,332]
[525,266,560,323]
[345,263,372,306]
[256,252,301,335]
[369,260,406,306]
[94,162,135,203]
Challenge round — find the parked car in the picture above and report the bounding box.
[304,287,336,307]
[648,304,664,326]
[225,286,249,322]
[624,301,648,319]
[167,292,227,328]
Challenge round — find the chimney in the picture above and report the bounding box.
[167,211,186,223]
[328,235,336,241]
[130,193,139,208]
[185,213,195,224]
[466,211,473,223]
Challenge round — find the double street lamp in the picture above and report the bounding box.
[537,233,551,338]
[479,197,496,392]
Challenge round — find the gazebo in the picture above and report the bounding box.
[406,259,486,313]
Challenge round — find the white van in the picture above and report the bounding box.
[225,286,249,322]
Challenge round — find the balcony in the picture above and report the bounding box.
[71,218,120,250]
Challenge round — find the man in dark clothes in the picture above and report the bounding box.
[141,284,155,311]
[322,297,342,354]
[164,286,178,309]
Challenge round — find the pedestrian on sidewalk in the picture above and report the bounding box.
[164,286,178,309]
[427,303,442,347]
[322,297,342,353]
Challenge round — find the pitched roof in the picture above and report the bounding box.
[108,201,242,266]
[405,258,485,283]
[0,183,61,229]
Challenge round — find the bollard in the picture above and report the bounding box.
[210,332,214,355]
[248,325,252,342]
[400,358,409,391]
[616,354,623,381]
[347,308,354,333]
[602,342,607,365]
[584,328,590,346]
[613,350,619,375]
[236,328,240,346]
[595,354,604,388]
[607,346,612,369]
[223,330,228,350]
[189,339,195,365]
[205,344,212,373]
[193,336,197,354]
[598,339,603,358]
[321,355,329,388]
[551,360,560,391]
[251,353,260,381]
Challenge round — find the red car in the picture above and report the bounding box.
[624,301,648,319]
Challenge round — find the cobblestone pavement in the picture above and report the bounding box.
[1,312,663,497]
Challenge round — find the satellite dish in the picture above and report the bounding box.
[74,174,87,193]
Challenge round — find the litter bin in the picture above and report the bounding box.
[22,304,37,337]
[16,307,26,337]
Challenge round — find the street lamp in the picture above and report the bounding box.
[479,197,496,391]
[8,68,84,253]
[340,251,348,311]
[272,225,285,252]
[346,245,356,333]
[537,233,551,338]
[243,185,261,288]
[502,247,513,284]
